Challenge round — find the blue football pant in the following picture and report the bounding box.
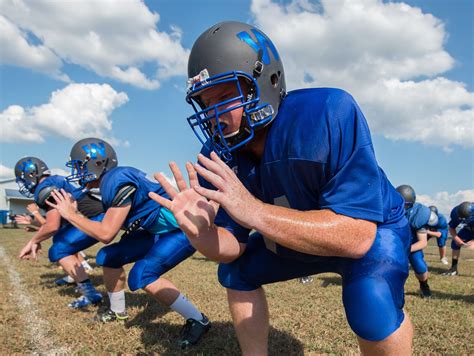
[218,224,410,341]
[96,229,195,291]
[48,213,105,262]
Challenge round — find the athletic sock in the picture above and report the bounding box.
[452,258,458,269]
[169,293,203,321]
[77,279,98,298]
[81,260,93,271]
[107,290,126,313]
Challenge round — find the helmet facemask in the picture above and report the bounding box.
[187,70,274,161]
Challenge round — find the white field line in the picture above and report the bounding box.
[0,246,70,355]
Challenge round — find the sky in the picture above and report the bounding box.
[0,0,473,216]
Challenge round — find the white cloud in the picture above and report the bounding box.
[0,83,129,144]
[251,0,474,149]
[1,0,189,89]
[0,164,14,179]
[418,189,474,217]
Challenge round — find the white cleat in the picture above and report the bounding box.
[440,257,449,265]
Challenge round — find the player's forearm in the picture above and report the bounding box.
[189,226,243,263]
[67,213,116,243]
[249,205,376,259]
[449,227,458,240]
[427,230,441,238]
[32,211,46,225]
[31,225,57,243]
[410,240,427,252]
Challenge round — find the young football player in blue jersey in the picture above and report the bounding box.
[151,21,413,354]
[48,138,210,349]
[427,205,449,265]
[396,185,438,298]
[443,201,474,276]
[15,157,103,308]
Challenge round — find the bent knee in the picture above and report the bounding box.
[96,246,124,268]
[343,277,404,341]
[128,260,162,292]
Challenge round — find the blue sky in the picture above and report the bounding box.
[1,0,472,215]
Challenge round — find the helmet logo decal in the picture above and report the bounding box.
[81,142,106,159]
[237,29,279,65]
[21,159,35,174]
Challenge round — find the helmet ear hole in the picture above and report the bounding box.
[271,74,279,88]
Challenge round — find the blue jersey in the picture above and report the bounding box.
[202,88,406,260]
[449,204,474,229]
[100,167,172,231]
[35,175,103,217]
[406,203,431,243]
[431,213,448,233]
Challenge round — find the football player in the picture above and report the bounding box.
[152,21,413,355]
[48,138,210,349]
[427,205,449,265]
[396,185,438,298]
[15,157,103,308]
[443,201,474,276]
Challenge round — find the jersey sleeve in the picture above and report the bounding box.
[448,207,460,228]
[111,185,136,207]
[35,185,58,210]
[318,91,384,223]
[101,168,138,209]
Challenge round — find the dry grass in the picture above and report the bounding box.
[0,227,473,355]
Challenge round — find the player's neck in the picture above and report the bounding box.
[243,128,268,161]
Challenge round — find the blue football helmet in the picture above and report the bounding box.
[186,21,286,160]
[14,157,50,197]
[457,201,473,220]
[66,137,117,187]
[396,185,416,209]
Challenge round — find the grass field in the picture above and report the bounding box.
[0,227,473,355]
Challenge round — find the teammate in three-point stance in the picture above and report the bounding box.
[152,21,413,355]
[443,201,474,276]
[396,185,438,298]
[427,205,449,265]
[48,138,210,348]
[15,156,103,308]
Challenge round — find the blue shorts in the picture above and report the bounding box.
[451,227,474,250]
[96,229,195,291]
[218,223,410,342]
[409,250,428,275]
[48,213,104,262]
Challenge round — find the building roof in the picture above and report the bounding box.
[5,189,33,201]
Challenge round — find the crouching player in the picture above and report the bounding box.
[15,157,103,308]
[48,138,210,348]
[427,205,449,265]
[443,201,474,276]
[396,185,438,298]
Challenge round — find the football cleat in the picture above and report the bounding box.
[55,275,75,286]
[419,281,432,299]
[440,257,449,265]
[94,308,129,323]
[299,276,313,284]
[442,268,458,276]
[68,294,102,309]
[178,313,211,349]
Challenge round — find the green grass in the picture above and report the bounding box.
[0,227,473,354]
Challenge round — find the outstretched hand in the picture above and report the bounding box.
[149,162,219,239]
[18,240,42,260]
[192,152,262,229]
[45,189,79,220]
